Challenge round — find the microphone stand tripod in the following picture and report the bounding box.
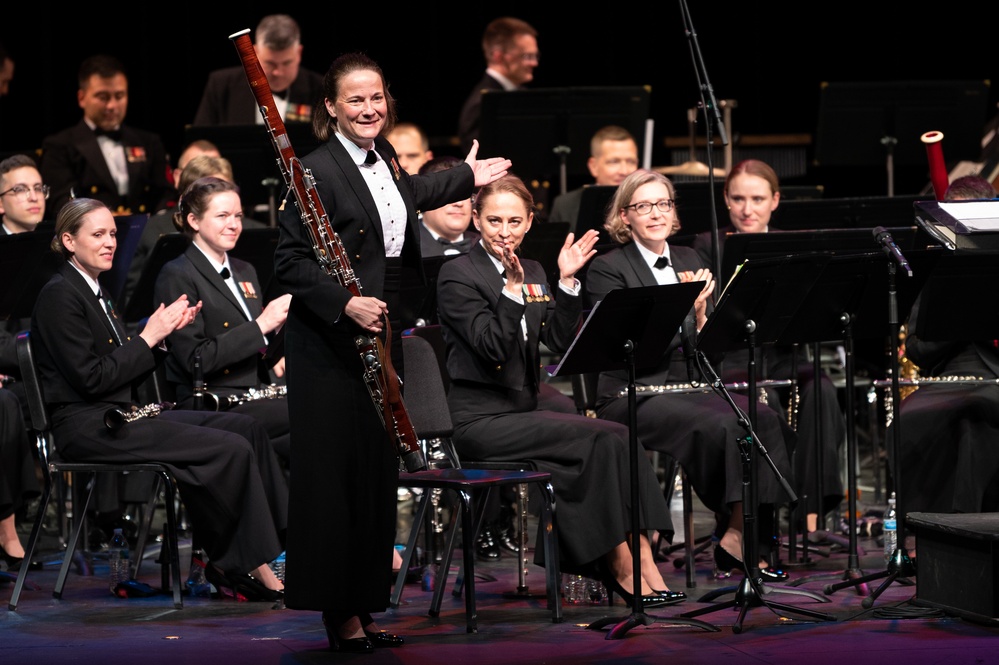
[678,323,835,633]
[679,0,727,295]
[822,260,916,606]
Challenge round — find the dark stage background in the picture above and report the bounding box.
[1,5,997,199]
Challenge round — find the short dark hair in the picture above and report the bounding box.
[78,54,126,88]
[418,155,462,176]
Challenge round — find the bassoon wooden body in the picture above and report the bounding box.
[228,29,426,472]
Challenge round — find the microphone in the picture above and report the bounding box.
[872,226,913,277]
[680,314,699,385]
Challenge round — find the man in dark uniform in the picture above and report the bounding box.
[193,14,323,127]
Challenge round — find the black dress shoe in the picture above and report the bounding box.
[322,615,375,653]
[714,545,789,582]
[475,526,501,561]
[329,635,375,653]
[650,589,687,605]
[496,524,519,554]
[363,629,405,648]
[205,564,284,602]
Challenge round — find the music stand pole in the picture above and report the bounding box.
[679,326,834,633]
[823,261,916,605]
[551,283,719,640]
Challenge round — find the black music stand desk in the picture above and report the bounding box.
[549,282,719,639]
[683,254,837,631]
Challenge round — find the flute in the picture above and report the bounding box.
[228,29,426,473]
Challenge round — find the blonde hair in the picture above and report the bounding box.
[603,169,680,244]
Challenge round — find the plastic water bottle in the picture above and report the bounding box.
[186,547,212,597]
[883,492,897,563]
[108,528,131,596]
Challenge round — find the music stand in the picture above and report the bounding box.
[773,251,940,592]
[818,248,943,607]
[123,234,188,324]
[0,232,63,323]
[573,186,616,239]
[682,254,837,632]
[548,283,719,640]
[183,124,321,214]
[717,227,928,288]
[478,87,651,195]
[815,80,988,196]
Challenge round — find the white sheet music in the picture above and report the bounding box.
[938,200,999,231]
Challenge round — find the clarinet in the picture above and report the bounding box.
[228,29,426,473]
[105,401,175,432]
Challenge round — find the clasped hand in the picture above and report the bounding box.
[140,294,203,348]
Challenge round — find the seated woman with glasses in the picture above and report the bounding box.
[0,154,51,235]
[584,168,797,580]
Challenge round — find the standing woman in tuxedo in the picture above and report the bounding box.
[32,198,288,601]
[437,174,685,607]
[585,169,796,578]
[273,52,510,652]
[154,176,292,462]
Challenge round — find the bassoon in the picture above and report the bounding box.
[228,29,426,473]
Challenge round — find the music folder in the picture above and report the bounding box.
[914,200,999,250]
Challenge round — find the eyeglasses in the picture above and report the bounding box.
[624,199,673,215]
[0,184,50,200]
[508,50,540,63]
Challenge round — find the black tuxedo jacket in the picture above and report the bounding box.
[192,66,325,126]
[274,134,474,324]
[154,244,269,399]
[437,242,581,394]
[40,120,171,216]
[458,73,506,154]
[32,263,162,415]
[584,241,706,391]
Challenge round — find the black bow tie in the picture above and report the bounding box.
[94,127,123,141]
[364,150,378,166]
[437,237,454,246]
[653,256,671,270]
[220,267,231,280]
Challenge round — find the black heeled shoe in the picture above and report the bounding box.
[604,576,683,609]
[363,629,405,648]
[0,544,24,572]
[713,545,789,582]
[205,564,284,602]
[321,615,374,653]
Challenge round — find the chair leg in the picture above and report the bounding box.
[55,472,98,599]
[132,472,162,580]
[539,481,563,623]
[7,472,54,610]
[391,490,432,607]
[159,474,183,609]
[429,488,477,633]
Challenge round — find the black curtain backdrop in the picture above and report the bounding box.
[2,5,996,199]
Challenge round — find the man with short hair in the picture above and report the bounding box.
[0,154,47,235]
[457,17,539,154]
[39,54,172,216]
[193,14,324,126]
[547,125,639,231]
[386,123,433,177]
